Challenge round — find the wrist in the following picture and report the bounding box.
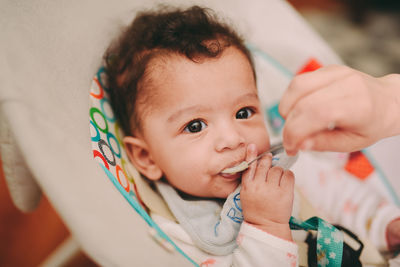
[381,74,400,138]
[246,220,292,241]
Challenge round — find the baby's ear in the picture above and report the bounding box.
[123,136,163,181]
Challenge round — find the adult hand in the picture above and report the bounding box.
[279,65,400,155]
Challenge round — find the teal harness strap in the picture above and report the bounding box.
[290,216,343,267]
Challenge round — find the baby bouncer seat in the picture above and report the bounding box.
[2,0,400,266]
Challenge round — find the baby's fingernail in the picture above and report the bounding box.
[248,143,257,152]
[301,139,314,151]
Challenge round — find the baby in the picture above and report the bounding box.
[105,5,400,266]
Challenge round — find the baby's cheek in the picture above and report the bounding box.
[254,130,270,152]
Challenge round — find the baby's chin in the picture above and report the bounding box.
[175,178,241,199]
[212,181,241,199]
[178,187,239,200]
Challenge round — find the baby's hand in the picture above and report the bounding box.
[387,219,400,251]
[241,144,295,241]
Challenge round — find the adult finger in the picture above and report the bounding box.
[301,130,367,153]
[282,82,352,154]
[279,65,352,118]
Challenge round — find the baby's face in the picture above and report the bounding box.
[136,47,270,198]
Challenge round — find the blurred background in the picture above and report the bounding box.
[289,0,400,76]
[0,1,398,266]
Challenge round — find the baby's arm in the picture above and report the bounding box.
[240,144,295,241]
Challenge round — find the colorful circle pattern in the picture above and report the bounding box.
[89,67,139,202]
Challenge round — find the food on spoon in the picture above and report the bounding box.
[221,161,249,174]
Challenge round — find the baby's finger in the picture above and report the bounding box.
[253,154,272,183]
[242,144,258,183]
[266,166,284,186]
[279,170,295,189]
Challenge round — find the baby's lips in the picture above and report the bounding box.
[219,171,241,180]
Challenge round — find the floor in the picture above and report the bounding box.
[0,154,98,267]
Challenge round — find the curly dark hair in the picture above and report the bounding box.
[104,5,256,136]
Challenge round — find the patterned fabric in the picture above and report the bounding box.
[290,217,343,267]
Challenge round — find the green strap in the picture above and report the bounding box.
[290,216,343,267]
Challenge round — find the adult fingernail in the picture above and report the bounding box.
[286,149,297,156]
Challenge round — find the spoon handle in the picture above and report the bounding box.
[247,143,283,166]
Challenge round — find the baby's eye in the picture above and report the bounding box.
[184,120,207,133]
[236,107,254,119]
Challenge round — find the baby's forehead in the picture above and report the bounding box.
[137,46,256,115]
[145,47,250,86]
[146,52,184,78]
[149,45,247,70]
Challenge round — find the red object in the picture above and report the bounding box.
[297,58,322,74]
[344,151,374,180]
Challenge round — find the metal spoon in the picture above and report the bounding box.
[221,143,284,174]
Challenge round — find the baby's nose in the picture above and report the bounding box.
[214,124,245,152]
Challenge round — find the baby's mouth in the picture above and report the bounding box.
[220,143,285,175]
[220,170,242,180]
